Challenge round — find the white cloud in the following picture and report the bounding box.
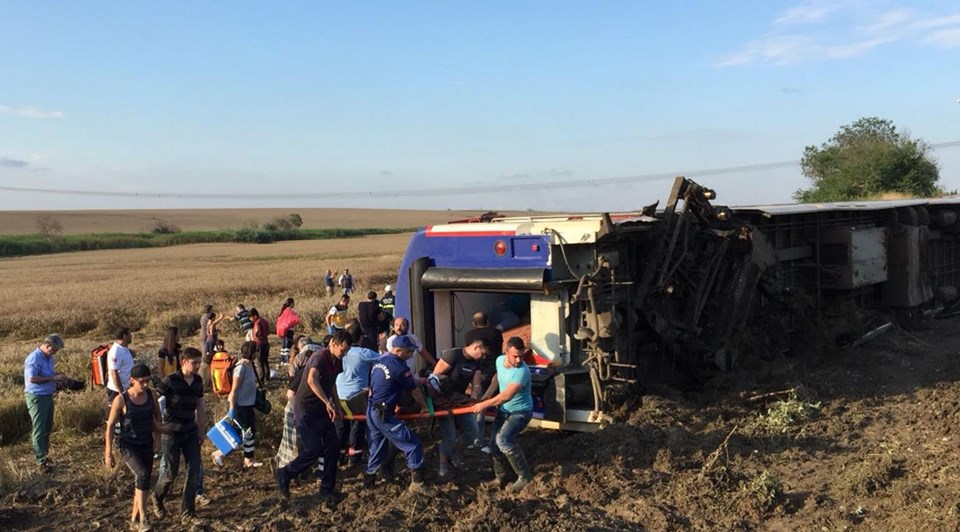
[0,105,64,119]
[774,2,840,26]
[719,3,960,66]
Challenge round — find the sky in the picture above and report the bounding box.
[1,0,959,212]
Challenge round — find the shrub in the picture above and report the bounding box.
[36,215,63,242]
[152,219,181,234]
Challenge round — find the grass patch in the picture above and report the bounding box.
[754,390,821,433]
[0,227,414,258]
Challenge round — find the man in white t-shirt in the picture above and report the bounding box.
[386,317,437,373]
[106,327,134,403]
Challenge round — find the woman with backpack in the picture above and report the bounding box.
[104,363,161,532]
[214,341,263,468]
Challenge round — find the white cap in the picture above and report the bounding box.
[385,284,392,292]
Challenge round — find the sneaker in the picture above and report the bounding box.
[149,494,165,519]
[363,473,377,488]
[346,447,362,457]
[244,460,264,468]
[275,468,291,500]
[438,462,450,478]
[480,445,492,455]
[211,451,224,467]
[194,494,212,507]
[450,455,464,469]
[466,439,482,450]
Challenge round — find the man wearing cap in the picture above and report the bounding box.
[385,317,437,371]
[363,334,435,495]
[24,334,67,468]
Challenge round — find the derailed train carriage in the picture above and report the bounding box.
[393,178,960,431]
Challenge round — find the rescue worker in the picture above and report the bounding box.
[380,285,396,320]
[274,330,352,506]
[363,335,435,495]
[472,337,534,492]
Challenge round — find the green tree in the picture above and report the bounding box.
[794,117,941,202]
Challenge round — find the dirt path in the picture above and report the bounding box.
[3,318,960,530]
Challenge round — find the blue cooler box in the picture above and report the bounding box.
[207,416,242,456]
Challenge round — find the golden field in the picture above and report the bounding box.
[0,207,520,235]
[0,234,408,457]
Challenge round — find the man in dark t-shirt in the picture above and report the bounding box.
[464,312,504,395]
[357,291,387,351]
[153,348,207,520]
[275,330,352,506]
[427,336,493,476]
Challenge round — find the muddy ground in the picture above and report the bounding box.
[3,317,960,531]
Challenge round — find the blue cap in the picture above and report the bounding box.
[393,335,417,350]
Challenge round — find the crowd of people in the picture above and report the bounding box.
[22,277,536,530]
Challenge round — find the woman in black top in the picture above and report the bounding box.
[105,363,162,532]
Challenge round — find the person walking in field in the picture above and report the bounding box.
[230,304,253,338]
[105,363,162,532]
[23,333,67,468]
[107,327,135,404]
[152,348,208,523]
[198,305,214,356]
[275,330,353,506]
[338,268,354,295]
[157,327,182,379]
[214,341,263,468]
[276,297,299,376]
[471,337,534,492]
[326,294,350,334]
[323,269,338,296]
[249,308,270,381]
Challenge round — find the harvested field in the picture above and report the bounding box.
[0,208,527,235]
[2,236,960,530]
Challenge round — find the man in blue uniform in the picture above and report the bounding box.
[363,335,435,495]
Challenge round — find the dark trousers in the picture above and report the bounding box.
[234,405,256,458]
[154,430,201,516]
[120,444,154,490]
[337,418,366,452]
[257,343,270,381]
[282,412,340,493]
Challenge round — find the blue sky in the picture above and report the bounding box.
[1,0,959,212]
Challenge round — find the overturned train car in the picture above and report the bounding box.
[393,177,960,431]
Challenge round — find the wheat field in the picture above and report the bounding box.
[0,233,410,460]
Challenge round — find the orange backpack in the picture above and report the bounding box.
[210,350,237,396]
[90,344,110,388]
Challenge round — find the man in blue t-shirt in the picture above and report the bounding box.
[336,321,382,464]
[23,334,67,467]
[363,335,435,495]
[471,336,534,492]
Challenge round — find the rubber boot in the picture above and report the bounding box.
[504,450,532,493]
[488,455,509,490]
[408,468,437,497]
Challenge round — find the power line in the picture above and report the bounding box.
[3,140,960,200]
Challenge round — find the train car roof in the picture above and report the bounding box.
[734,197,960,216]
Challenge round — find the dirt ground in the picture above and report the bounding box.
[3,317,960,531]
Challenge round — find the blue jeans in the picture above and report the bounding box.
[155,430,202,515]
[487,409,532,457]
[438,413,479,459]
[366,405,424,474]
